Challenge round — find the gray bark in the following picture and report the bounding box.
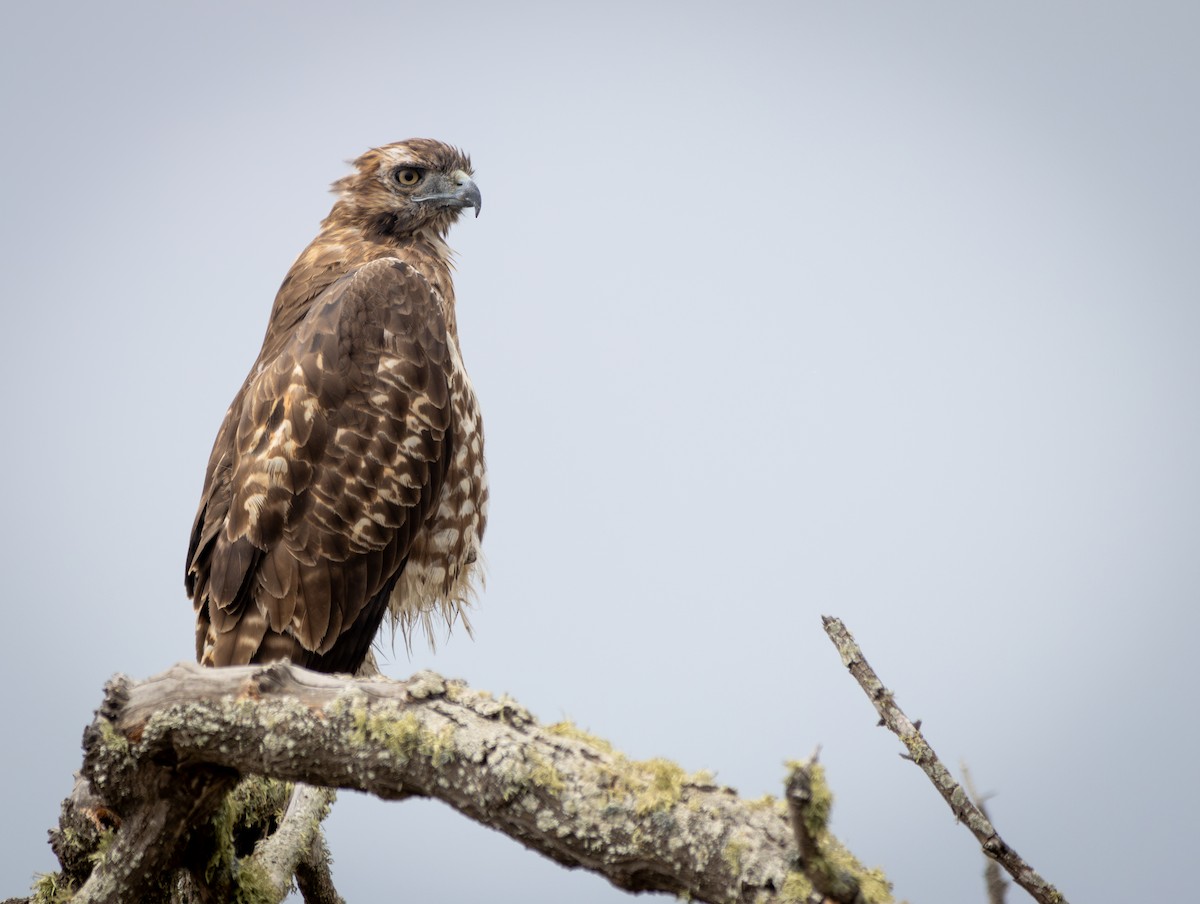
[22,661,895,903]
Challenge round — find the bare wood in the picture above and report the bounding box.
[45,660,894,904]
[821,616,1065,904]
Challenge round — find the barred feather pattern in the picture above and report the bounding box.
[186,139,487,672]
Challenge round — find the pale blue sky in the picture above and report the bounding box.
[2,3,1197,902]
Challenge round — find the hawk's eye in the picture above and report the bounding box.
[393,167,423,186]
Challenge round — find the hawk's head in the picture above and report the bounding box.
[333,138,481,238]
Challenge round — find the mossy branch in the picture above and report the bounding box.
[822,615,1067,904]
[25,661,894,904]
[785,757,887,904]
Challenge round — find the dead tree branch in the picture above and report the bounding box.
[785,754,877,904]
[822,615,1066,904]
[28,661,894,904]
[253,783,338,896]
[962,764,1010,904]
[292,824,345,904]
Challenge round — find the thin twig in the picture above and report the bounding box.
[821,616,1066,904]
[962,764,1009,904]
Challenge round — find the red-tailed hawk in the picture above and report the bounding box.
[186,139,487,673]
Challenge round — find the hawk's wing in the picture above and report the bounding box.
[186,257,452,670]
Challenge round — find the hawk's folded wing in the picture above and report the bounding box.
[186,258,453,670]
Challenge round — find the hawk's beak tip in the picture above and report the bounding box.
[461,178,482,218]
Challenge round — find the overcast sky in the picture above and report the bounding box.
[2,2,1198,902]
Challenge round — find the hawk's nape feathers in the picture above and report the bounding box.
[186,139,487,673]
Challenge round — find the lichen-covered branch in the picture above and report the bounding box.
[292,825,345,904]
[253,783,337,895]
[786,757,870,904]
[822,615,1066,904]
[29,661,893,904]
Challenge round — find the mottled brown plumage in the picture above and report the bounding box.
[186,139,487,672]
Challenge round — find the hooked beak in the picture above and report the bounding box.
[414,169,482,218]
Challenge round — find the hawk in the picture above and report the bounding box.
[186,139,488,673]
